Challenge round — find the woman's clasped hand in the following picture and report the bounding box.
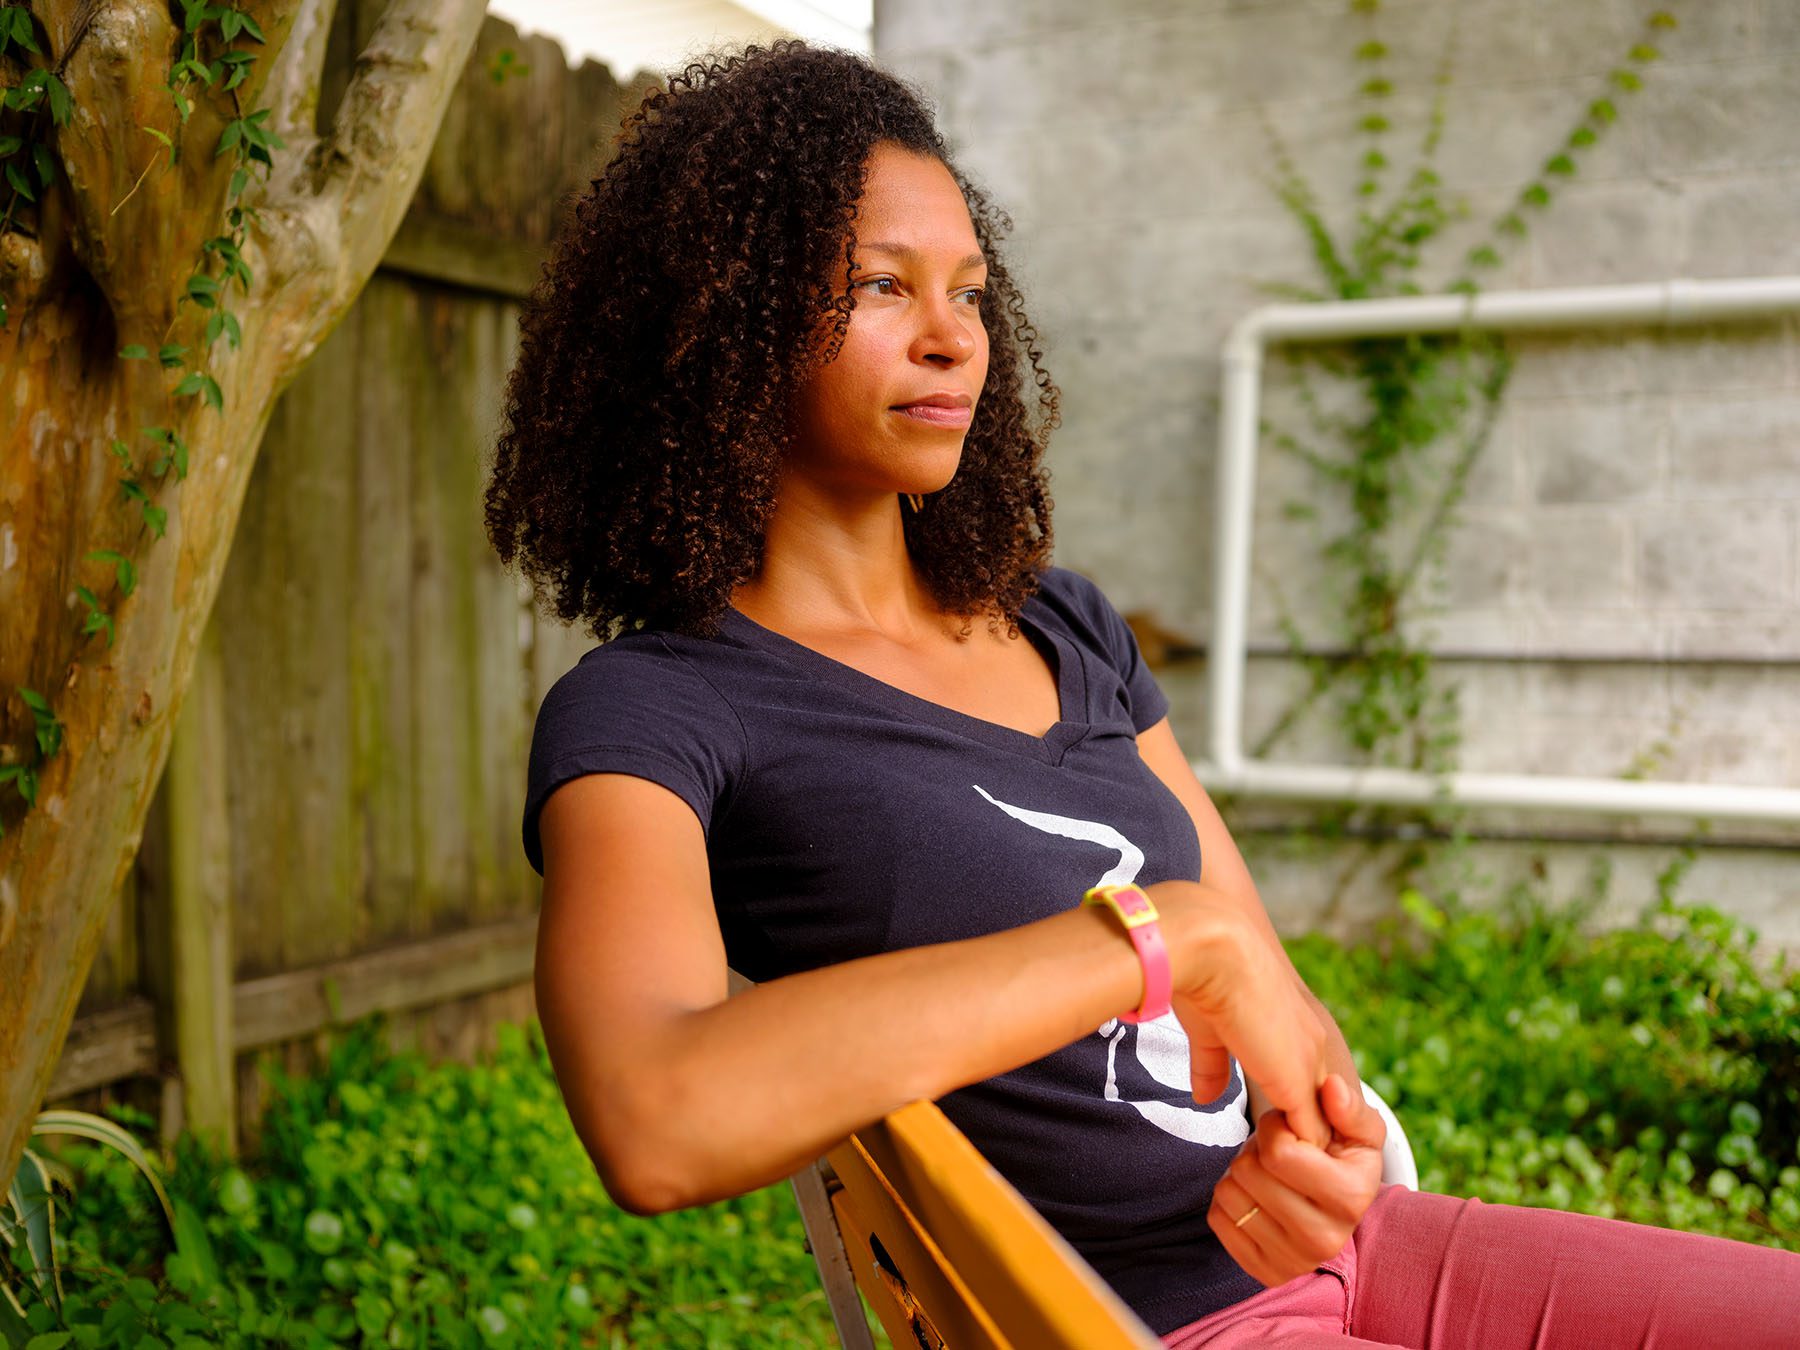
[1210,1074,1388,1287]
[1146,879,1387,1286]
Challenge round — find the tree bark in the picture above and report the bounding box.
[0,0,490,1193]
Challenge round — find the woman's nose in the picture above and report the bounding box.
[913,296,978,365]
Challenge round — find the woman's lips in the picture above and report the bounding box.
[892,404,972,428]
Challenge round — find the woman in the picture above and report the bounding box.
[484,40,1799,1347]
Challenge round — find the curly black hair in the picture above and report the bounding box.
[483,39,1061,642]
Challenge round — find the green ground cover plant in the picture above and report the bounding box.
[1290,868,1800,1246]
[9,866,1795,1346]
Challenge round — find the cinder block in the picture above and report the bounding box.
[1766,0,1800,53]
[1507,331,1646,401]
[1637,500,1792,609]
[1521,398,1667,504]
[1527,512,1633,609]
[1523,0,1631,79]
[1436,82,1636,192]
[1521,660,1671,720]
[1521,610,1662,660]
[1405,607,1530,655]
[1682,174,1800,279]
[1530,182,1683,286]
[1437,509,1529,607]
[1663,610,1800,661]
[1675,662,1800,726]
[1650,326,1794,397]
[1669,394,1800,500]
[1636,60,1799,177]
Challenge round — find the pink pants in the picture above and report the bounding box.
[1161,1185,1800,1348]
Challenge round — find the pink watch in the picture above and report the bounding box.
[1082,882,1172,1025]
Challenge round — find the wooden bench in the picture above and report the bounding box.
[795,1096,1166,1349]
[724,970,1418,1348]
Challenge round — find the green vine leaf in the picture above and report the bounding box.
[119,480,169,539]
[85,550,137,599]
[158,343,187,369]
[0,763,39,808]
[39,70,72,125]
[5,158,35,203]
[172,371,223,411]
[204,308,242,349]
[138,122,175,167]
[143,426,192,479]
[118,344,151,361]
[1544,153,1577,177]
[74,586,115,647]
[1,6,41,56]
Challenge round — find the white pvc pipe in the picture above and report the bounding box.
[1201,275,1800,825]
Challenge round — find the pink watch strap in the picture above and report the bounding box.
[1082,883,1173,1025]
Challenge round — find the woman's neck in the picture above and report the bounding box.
[732,490,943,642]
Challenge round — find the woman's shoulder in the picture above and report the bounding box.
[1029,563,1170,732]
[536,628,746,738]
[1027,563,1126,644]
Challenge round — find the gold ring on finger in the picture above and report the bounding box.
[1234,1203,1262,1229]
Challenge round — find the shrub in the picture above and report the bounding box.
[1289,885,1800,1245]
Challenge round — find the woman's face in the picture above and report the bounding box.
[785,142,990,501]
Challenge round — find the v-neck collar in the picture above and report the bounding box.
[720,596,1090,765]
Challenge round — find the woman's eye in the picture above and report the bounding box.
[957,287,985,306]
[854,277,897,296]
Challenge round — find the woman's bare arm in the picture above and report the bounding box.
[533,770,1323,1216]
[1134,716,1366,1105]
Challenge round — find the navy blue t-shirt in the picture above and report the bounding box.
[522,564,1263,1333]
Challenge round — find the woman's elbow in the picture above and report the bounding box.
[602,1161,691,1218]
[573,1089,701,1217]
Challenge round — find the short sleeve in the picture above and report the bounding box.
[522,636,745,876]
[1043,566,1171,733]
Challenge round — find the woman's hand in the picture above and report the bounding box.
[1206,1073,1386,1288]
[1148,880,1332,1148]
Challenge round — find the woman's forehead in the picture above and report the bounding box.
[852,148,980,260]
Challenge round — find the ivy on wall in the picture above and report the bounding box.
[1243,1,1680,893]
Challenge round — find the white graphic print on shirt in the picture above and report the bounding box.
[972,784,1250,1149]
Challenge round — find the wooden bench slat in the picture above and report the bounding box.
[828,1141,1011,1350]
[851,1101,1164,1350]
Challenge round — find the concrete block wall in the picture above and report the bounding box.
[874,0,1800,946]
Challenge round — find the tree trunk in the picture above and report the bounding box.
[0,0,490,1193]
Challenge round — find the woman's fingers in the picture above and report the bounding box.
[1320,1071,1387,1153]
[1226,1126,1351,1264]
[1206,1180,1290,1287]
[1254,1090,1385,1226]
[1186,1030,1234,1104]
[1156,883,1333,1144]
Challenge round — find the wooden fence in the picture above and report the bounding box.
[49,6,653,1149]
